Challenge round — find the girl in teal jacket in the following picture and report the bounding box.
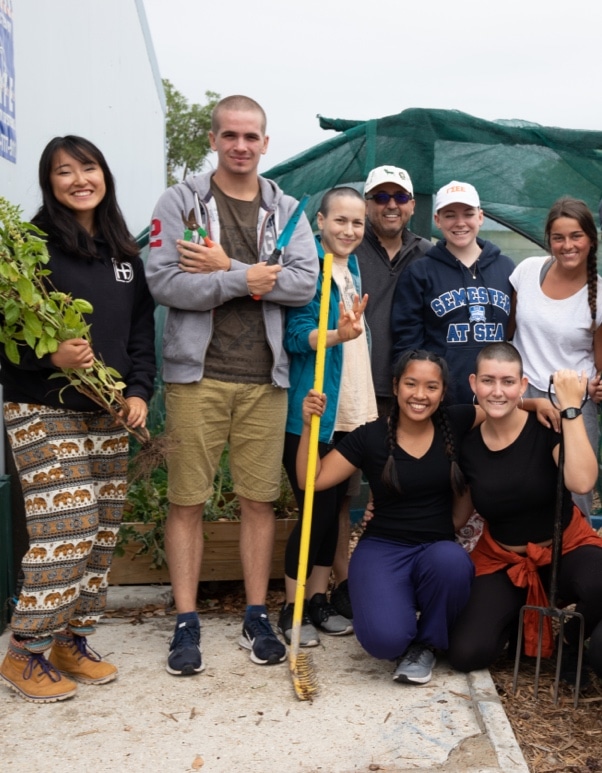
[279,187,377,646]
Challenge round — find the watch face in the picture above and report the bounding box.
[562,407,581,419]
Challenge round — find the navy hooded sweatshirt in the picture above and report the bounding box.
[390,238,514,404]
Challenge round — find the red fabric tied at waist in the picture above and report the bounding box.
[470,506,602,658]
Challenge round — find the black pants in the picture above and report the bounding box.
[447,545,602,672]
[282,432,350,580]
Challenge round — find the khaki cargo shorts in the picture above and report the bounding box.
[165,379,287,505]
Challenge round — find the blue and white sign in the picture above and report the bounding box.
[0,0,16,163]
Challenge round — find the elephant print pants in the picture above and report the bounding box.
[4,402,129,639]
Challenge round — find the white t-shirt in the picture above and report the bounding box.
[510,256,602,391]
[331,257,377,432]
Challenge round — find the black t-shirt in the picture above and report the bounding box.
[460,412,572,544]
[336,404,475,544]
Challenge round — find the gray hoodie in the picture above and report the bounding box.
[146,171,318,387]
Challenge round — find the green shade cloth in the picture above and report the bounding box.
[263,108,602,247]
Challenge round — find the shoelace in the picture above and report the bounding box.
[72,635,102,662]
[246,614,275,639]
[314,600,339,624]
[301,608,314,626]
[23,653,62,683]
[171,622,199,649]
[402,644,428,664]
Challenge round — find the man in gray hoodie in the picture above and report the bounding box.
[146,95,318,675]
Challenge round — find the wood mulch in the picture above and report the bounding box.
[490,655,602,773]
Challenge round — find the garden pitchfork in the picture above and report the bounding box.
[512,378,587,708]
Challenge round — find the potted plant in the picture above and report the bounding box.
[109,447,298,585]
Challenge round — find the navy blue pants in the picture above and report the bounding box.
[348,536,474,660]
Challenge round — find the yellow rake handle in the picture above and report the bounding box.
[290,252,333,662]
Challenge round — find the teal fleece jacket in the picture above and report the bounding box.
[284,237,362,442]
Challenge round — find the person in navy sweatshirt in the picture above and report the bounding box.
[390,181,514,404]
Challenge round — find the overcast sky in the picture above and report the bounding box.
[143,0,602,173]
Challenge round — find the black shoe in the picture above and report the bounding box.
[166,616,204,676]
[308,593,353,636]
[330,580,353,620]
[277,602,320,647]
[239,612,286,665]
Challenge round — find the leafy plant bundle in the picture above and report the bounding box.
[0,196,149,443]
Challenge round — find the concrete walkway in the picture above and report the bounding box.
[0,585,529,773]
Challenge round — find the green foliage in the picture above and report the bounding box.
[118,444,297,566]
[117,465,169,567]
[0,197,146,442]
[163,79,220,186]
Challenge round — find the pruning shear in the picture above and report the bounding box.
[181,193,215,247]
[252,193,310,300]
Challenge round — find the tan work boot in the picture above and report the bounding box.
[48,634,118,684]
[0,646,77,703]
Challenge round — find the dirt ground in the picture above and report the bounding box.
[105,578,602,773]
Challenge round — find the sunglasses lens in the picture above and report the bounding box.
[371,192,411,204]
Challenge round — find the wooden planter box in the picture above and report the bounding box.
[109,518,296,586]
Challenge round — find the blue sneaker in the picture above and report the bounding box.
[166,617,205,676]
[239,612,286,665]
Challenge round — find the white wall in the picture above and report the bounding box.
[0,0,165,236]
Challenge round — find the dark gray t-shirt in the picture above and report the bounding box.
[203,181,273,384]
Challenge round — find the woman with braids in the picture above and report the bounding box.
[509,197,602,518]
[297,350,481,685]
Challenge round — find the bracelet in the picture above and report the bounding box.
[560,407,583,420]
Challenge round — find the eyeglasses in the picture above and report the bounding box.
[365,191,413,205]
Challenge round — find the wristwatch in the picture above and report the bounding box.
[560,407,583,420]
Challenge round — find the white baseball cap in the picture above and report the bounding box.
[435,181,480,211]
[364,166,414,196]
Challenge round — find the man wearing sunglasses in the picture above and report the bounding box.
[356,166,431,416]
[329,166,431,623]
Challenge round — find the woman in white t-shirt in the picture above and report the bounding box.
[509,197,602,518]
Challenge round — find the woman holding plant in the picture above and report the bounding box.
[0,136,156,703]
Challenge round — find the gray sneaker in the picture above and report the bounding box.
[308,593,353,636]
[277,602,320,647]
[393,643,435,684]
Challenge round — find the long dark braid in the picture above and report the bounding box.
[545,197,599,331]
[587,248,598,332]
[433,407,467,497]
[382,397,401,493]
[381,349,465,496]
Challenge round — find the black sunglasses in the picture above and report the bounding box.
[365,191,413,205]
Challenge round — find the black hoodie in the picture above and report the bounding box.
[0,239,156,412]
[390,238,514,404]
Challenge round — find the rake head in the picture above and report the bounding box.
[290,651,319,701]
[512,603,585,708]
